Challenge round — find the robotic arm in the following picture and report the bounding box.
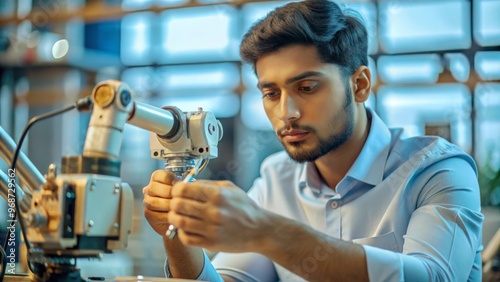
[85,80,220,175]
[8,80,222,281]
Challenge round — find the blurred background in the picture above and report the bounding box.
[0,0,499,278]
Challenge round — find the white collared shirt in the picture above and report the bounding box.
[176,109,483,281]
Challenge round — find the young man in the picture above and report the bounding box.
[142,0,483,281]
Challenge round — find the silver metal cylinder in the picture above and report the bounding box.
[0,125,45,194]
[128,102,176,137]
[164,156,197,177]
[0,169,31,212]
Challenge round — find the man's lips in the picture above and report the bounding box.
[280,130,309,142]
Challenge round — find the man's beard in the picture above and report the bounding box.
[279,89,355,163]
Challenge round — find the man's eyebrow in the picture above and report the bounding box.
[285,71,325,85]
[257,71,325,90]
[257,81,276,90]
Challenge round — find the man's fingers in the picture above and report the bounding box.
[146,181,173,198]
[170,198,209,220]
[143,196,171,212]
[169,211,219,236]
[171,181,222,202]
[177,230,207,248]
[151,170,178,185]
[144,208,170,223]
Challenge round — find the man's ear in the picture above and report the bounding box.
[351,66,371,103]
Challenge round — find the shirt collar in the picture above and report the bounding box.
[298,108,392,189]
[346,108,391,185]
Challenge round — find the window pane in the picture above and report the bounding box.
[475,51,500,81]
[197,0,236,4]
[444,53,470,83]
[377,54,442,84]
[473,0,500,47]
[379,0,471,53]
[475,83,500,169]
[377,84,472,153]
[121,67,158,97]
[157,63,240,91]
[241,1,290,35]
[122,0,190,10]
[121,12,155,65]
[150,91,240,118]
[347,2,378,55]
[368,56,377,84]
[159,5,240,64]
[242,64,257,91]
[241,91,271,131]
[122,0,154,10]
[366,92,376,111]
[85,19,121,56]
[156,0,190,7]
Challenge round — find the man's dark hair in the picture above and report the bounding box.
[240,0,368,78]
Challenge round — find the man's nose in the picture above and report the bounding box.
[278,94,300,122]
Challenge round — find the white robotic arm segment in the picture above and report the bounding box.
[150,106,223,177]
[188,108,222,159]
[83,80,135,158]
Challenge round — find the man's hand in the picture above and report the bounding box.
[143,170,178,236]
[168,180,269,253]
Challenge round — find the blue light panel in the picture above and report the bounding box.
[121,67,158,98]
[156,0,190,7]
[241,1,291,34]
[159,5,240,64]
[121,12,155,66]
[473,0,500,47]
[122,0,189,10]
[366,92,376,111]
[377,54,443,84]
[444,53,470,83]
[475,52,500,81]
[85,19,121,56]
[368,56,377,84]
[241,63,257,91]
[347,2,378,55]
[379,0,471,53]
[241,91,272,131]
[377,84,472,153]
[197,0,235,3]
[157,63,240,91]
[150,91,240,118]
[122,0,154,10]
[475,83,500,169]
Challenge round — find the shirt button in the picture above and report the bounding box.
[330,201,339,209]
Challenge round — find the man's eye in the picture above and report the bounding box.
[299,82,318,92]
[262,91,279,99]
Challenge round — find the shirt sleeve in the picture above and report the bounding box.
[364,157,483,281]
[212,252,279,282]
[163,244,278,281]
[164,251,224,281]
